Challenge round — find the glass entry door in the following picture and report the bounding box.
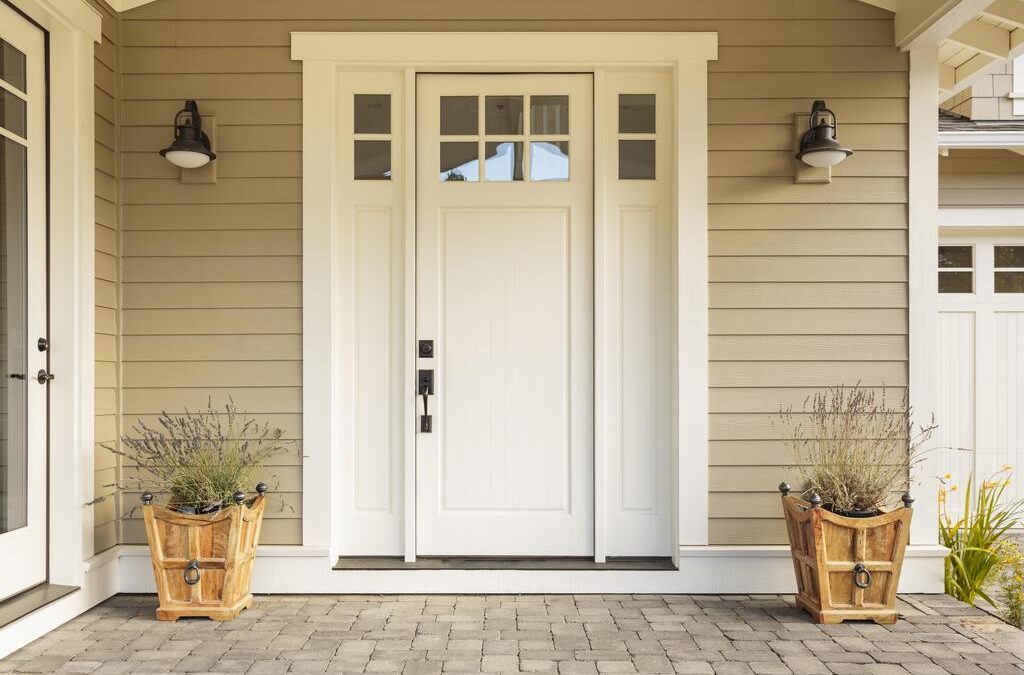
[0,0,48,601]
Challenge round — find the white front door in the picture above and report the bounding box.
[415,74,594,556]
[0,1,48,600]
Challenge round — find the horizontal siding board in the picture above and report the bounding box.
[711,336,907,361]
[710,46,907,72]
[709,386,906,413]
[710,203,907,230]
[711,308,907,335]
[123,335,302,361]
[122,387,302,414]
[122,256,300,282]
[710,361,906,388]
[709,518,787,545]
[123,204,300,230]
[122,281,301,309]
[710,230,907,256]
[123,361,302,388]
[711,177,906,204]
[710,282,907,309]
[711,72,907,99]
[122,309,301,335]
[123,230,300,256]
[709,256,907,282]
[122,125,301,154]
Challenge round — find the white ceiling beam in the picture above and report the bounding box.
[896,0,1000,49]
[947,20,1012,58]
[980,0,1024,28]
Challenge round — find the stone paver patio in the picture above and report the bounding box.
[2,594,1023,675]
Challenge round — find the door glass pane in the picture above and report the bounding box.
[354,140,391,180]
[441,96,478,136]
[440,142,479,182]
[530,95,569,135]
[353,94,390,134]
[0,90,26,138]
[0,137,27,534]
[0,41,25,93]
[619,94,656,133]
[484,141,524,182]
[530,141,569,182]
[939,245,972,268]
[485,96,523,135]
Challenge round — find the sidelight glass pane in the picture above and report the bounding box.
[0,137,27,534]
[530,95,569,135]
[353,140,391,180]
[530,141,569,182]
[995,246,1024,268]
[441,96,478,136]
[440,142,479,182]
[939,245,972,268]
[485,96,523,135]
[0,90,26,138]
[619,94,656,134]
[619,139,656,180]
[485,141,524,182]
[353,94,390,134]
[0,41,25,93]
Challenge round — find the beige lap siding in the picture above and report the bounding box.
[118,0,908,547]
[940,150,1024,208]
[92,0,121,554]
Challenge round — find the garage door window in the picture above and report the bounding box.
[995,246,1024,293]
[939,245,973,294]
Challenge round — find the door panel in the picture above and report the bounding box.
[416,74,593,556]
[0,1,47,601]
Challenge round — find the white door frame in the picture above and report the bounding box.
[293,32,717,563]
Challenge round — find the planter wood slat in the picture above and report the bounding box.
[781,494,911,625]
[142,495,265,621]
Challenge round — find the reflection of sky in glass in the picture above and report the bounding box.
[441,141,569,182]
[531,142,568,182]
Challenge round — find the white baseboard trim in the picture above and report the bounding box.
[0,551,119,660]
[116,544,948,595]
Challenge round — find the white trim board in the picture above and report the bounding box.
[114,544,946,595]
[941,207,1024,227]
[939,131,1024,148]
[293,32,716,563]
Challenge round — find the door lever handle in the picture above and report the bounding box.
[8,373,24,380]
[36,369,54,384]
[418,369,434,433]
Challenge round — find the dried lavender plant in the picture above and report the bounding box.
[774,385,936,514]
[107,399,298,511]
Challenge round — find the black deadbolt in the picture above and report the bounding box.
[418,340,434,358]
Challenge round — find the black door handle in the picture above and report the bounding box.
[418,369,434,433]
[36,369,54,384]
[8,373,24,380]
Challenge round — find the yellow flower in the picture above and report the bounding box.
[951,485,958,491]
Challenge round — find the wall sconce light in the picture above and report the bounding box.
[159,100,217,169]
[796,100,852,168]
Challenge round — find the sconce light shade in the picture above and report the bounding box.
[796,100,852,168]
[159,100,216,169]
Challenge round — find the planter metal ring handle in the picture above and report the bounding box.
[184,559,201,586]
[853,563,872,589]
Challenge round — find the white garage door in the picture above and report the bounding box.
[938,237,1024,515]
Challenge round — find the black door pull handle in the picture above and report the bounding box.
[418,369,434,433]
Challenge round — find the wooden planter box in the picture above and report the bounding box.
[141,492,266,621]
[781,494,912,625]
